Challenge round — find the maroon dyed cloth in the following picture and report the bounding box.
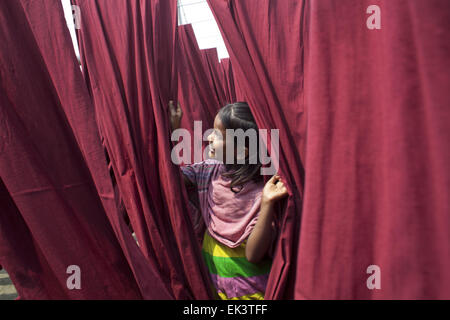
[0,0,150,299]
[218,58,237,104]
[177,24,219,144]
[74,0,212,299]
[200,48,228,107]
[208,0,450,299]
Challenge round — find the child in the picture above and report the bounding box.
[169,101,288,300]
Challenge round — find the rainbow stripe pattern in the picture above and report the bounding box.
[201,232,272,300]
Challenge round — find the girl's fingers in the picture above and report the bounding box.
[277,182,288,195]
[173,102,182,116]
[274,175,283,185]
[169,101,183,119]
[267,175,278,184]
[270,175,282,186]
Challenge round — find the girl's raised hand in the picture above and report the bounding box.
[262,174,289,205]
[168,100,183,131]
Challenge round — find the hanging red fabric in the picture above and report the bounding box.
[177,24,219,137]
[200,48,228,107]
[0,0,148,299]
[218,58,237,104]
[298,0,450,299]
[208,0,450,299]
[73,0,213,299]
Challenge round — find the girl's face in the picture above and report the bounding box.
[207,115,226,161]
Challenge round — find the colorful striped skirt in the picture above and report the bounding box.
[201,231,272,300]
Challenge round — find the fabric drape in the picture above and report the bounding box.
[298,0,450,299]
[200,48,228,107]
[177,24,219,137]
[73,0,212,299]
[0,0,146,299]
[208,0,450,299]
[218,58,237,104]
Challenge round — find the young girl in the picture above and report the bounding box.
[169,101,288,300]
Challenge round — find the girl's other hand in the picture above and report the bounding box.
[169,100,183,131]
[262,174,289,205]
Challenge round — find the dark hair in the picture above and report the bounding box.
[217,102,263,192]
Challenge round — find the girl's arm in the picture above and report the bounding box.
[245,175,288,263]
